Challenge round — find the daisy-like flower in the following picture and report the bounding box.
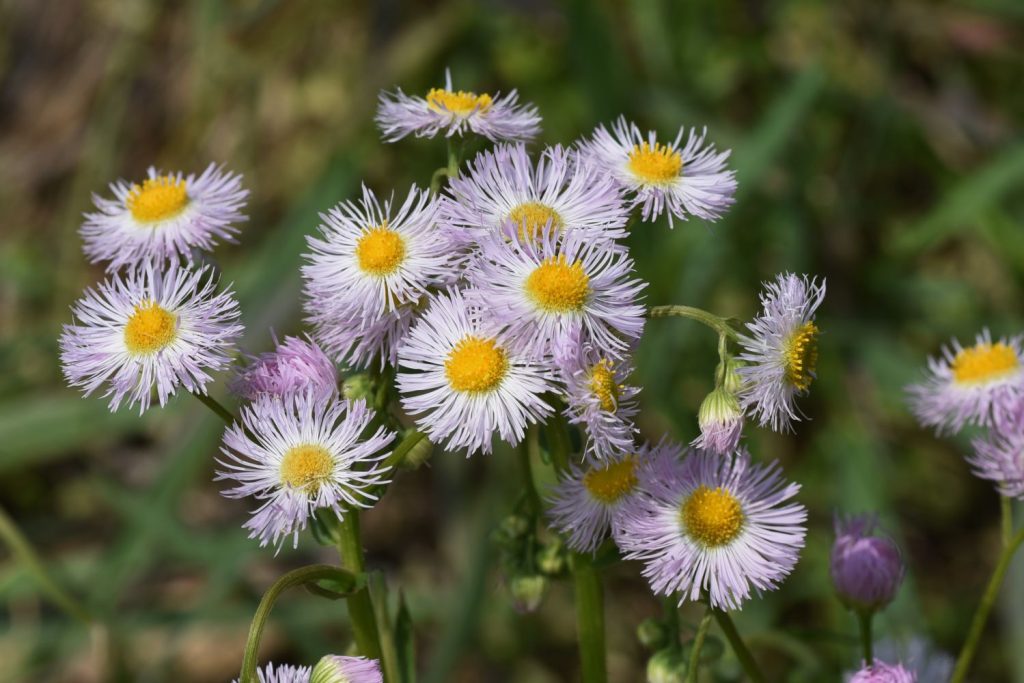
[231,334,338,402]
[311,655,383,683]
[556,338,640,459]
[580,116,736,226]
[467,225,646,359]
[441,144,628,247]
[906,329,1024,434]
[967,394,1024,498]
[848,660,917,683]
[548,441,680,553]
[60,264,242,414]
[736,273,826,432]
[308,304,416,370]
[303,184,452,320]
[81,163,247,271]
[617,447,807,610]
[396,288,555,454]
[234,663,311,683]
[376,69,540,143]
[216,392,394,549]
[873,638,952,683]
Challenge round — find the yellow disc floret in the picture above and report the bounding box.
[280,444,334,492]
[427,88,493,116]
[681,485,744,547]
[589,359,620,412]
[525,255,590,313]
[583,457,638,505]
[123,302,177,354]
[952,341,1020,385]
[445,336,508,393]
[627,142,683,184]
[507,202,564,242]
[126,175,189,223]
[356,224,406,276]
[784,322,819,392]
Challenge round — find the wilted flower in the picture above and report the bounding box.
[231,335,338,402]
[831,514,904,613]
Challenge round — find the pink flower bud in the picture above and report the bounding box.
[831,515,904,613]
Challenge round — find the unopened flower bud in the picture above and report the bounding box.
[831,515,904,613]
[636,617,668,650]
[537,539,567,576]
[311,654,383,683]
[719,357,746,394]
[508,574,546,613]
[342,373,373,401]
[692,387,744,455]
[230,335,338,401]
[848,659,916,682]
[500,514,531,539]
[646,647,687,683]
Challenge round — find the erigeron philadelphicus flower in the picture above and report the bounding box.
[233,663,311,683]
[302,184,452,321]
[616,447,806,610]
[216,391,394,549]
[308,302,416,370]
[580,116,736,226]
[467,224,646,360]
[736,272,826,432]
[59,264,242,414]
[311,655,383,683]
[830,514,904,613]
[871,638,952,683]
[376,69,541,143]
[82,164,247,271]
[847,660,917,683]
[396,288,555,454]
[548,441,681,553]
[968,394,1024,498]
[693,383,744,456]
[441,143,629,247]
[556,338,640,459]
[231,335,338,402]
[906,329,1024,434]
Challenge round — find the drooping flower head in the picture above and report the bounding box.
[467,224,646,360]
[82,164,247,271]
[968,393,1024,498]
[736,273,826,432]
[848,660,917,683]
[580,116,736,226]
[693,386,744,456]
[830,514,904,613]
[233,663,311,683]
[376,69,541,143]
[441,144,628,247]
[396,288,555,454]
[617,447,807,610]
[907,329,1024,434]
[60,264,243,414]
[311,655,383,683]
[216,392,394,549]
[231,335,338,402]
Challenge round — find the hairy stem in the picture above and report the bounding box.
[191,391,235,425]
[686,606,714,683]
[337,511,383,662]
[572,552,607,683]
[1001,496,1013,547]
[647,305,741,341]
[712,608,768,683]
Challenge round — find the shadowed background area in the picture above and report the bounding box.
[2,0,1024,681]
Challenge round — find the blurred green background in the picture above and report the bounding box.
[2,0,1024,681]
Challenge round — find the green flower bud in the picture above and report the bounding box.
[537,538,567,576]
[646,647,687,683]
[342,373,373,401]
[636,617,668,650]
[508,574,547,613]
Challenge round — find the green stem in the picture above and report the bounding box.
[1001,496,1013,547]
[336,511,383,662]
[572,552,607,683]
[712,608,768,683]
[951,527,1024,683]
[239,564,357,683]
[547,414,572,475]
[686,606,714,683]
[191,391,235,425]
[0,506,91,624]
[446,137,460,178]
[857,610,873,663]
[647,305,741,341]
[384,429,427,470]
[368,573,402,683]
[519,429,542,517]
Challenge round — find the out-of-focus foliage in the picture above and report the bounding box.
[1,0,1023,681]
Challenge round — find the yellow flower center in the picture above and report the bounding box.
[784,322,819,391]
[427,88,493,116]
[123,302,177,354]
[507,202,564,242]
[583,457,638,505]
[627,142,683,184]
[952,342,1020,384]
[681,485,744,547]
[525,255,590,313]
[444,336,508,393]
[356,224,406,276]
[589,359,620,412]
[126,175,189,223]
[280,444,334,492]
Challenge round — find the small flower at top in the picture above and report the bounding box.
[216,391,394,550]
[830,514,904,614]
[693,374,745,456]
[967,393,1024,498]
[906,329,1024,434]
[848,660,917,683]
[82,163,247,271]
[311,655,383,683]
[59,263,243,414]
[376,69,541,143]
[233,662,311,683]
[580,116,736,227]
[230,335,338,402]
[736,272,826,432]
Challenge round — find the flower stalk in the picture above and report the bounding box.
[336,510,384,663]
[572,551,608,683]
[647,305,741,341]
[712,607,768,683]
